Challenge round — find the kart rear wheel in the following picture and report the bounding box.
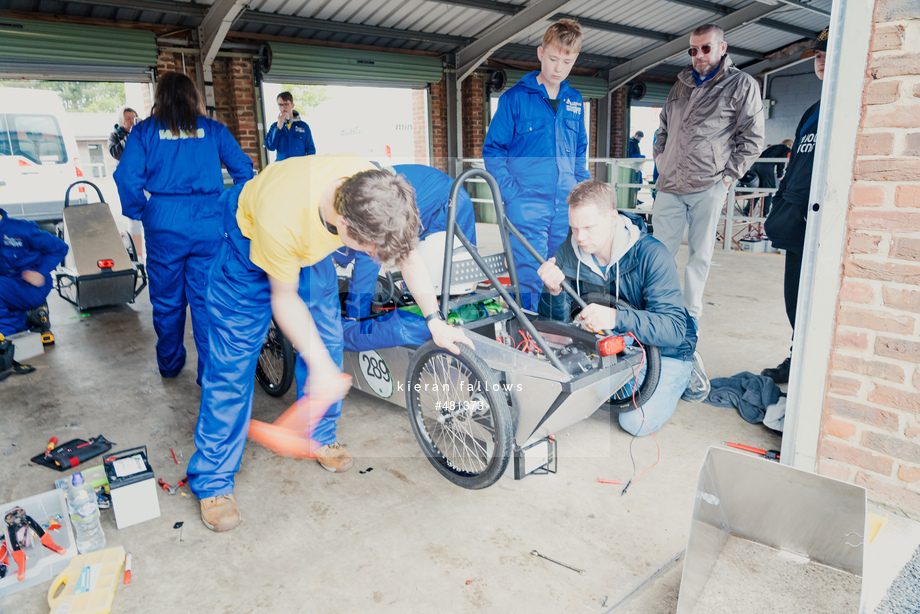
[405,340,512,489]
[256,319,295,397]
[578,292,662,413]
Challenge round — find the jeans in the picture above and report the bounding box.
[616,355,693,437]
[652,180,729,319]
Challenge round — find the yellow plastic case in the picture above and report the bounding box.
[47,546,125,614]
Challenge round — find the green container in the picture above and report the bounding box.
[616,164,639,209]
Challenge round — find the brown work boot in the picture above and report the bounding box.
[200,494,241,532]
[315,443,353,473]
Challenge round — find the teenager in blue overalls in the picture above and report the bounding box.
[293,164,478,431]
[264,91,316,162]
[483,18,590,311]
[115,72,253,384]
[187,155,472,532]
[0,210,68,337]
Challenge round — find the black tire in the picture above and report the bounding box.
[577,292,662,413]
[256,319,295,397]
[405,340,512,489]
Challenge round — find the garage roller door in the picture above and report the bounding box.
[0,18,156,82]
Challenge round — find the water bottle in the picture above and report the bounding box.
[67,472,106,553]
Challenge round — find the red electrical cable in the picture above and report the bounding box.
[596,332,661,494]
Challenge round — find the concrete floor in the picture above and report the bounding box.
[1,209,915,613]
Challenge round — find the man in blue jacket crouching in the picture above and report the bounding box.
[537,180,709,436]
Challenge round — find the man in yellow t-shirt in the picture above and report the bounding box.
[188,154,472,533]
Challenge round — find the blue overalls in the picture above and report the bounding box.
[295,164,477,442]
[114,117,253,383]
[264,117,316,161]
[483,71,590,310]
[187,184,272,498]
[0,210,68,336]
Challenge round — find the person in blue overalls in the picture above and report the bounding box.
[292,165,477,466]
[0,209,68,338]
[114,72,254,384]
[264,92,316,162]
[483,18,590,311]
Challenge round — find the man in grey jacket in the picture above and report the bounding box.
[652,23,765,321]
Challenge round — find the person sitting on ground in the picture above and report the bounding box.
[537,180,708,436]
[0,209,68,339]
[187,154,473,532]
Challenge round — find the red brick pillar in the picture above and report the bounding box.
[412,89,429,165]
[819,6,920,517]
[462,74,485,160]
[609,88,628,158]
[430,77,449,173]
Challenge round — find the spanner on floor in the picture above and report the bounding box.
[531,550,586,575]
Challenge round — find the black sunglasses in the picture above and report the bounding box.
[688,45,713,56]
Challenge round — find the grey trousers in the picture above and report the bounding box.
[652,180,729,319]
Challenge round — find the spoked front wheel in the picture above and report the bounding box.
[255,319,295,397]
[405,341,512,489]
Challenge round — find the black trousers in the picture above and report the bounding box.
[784,249,804,332]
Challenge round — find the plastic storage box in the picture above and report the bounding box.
[0,489,76,599]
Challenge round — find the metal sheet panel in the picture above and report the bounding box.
[0,18,157,69]
[677,447,866,613]
[501,69,609,98]
[266,42,443,86]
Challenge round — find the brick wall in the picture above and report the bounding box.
[412,89,429,164]
[462,74,485,159]
[155,51,260,170]
[430,76,449,172]
[819,5,920,518]
[589,99,598,179]
[610,88,628,158]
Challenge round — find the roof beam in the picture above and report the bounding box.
[427,0,520,15]
[775,0,831,18]
[654,0,822,38]
[456,0,580,82]
[760,18,820,38]
[554,12,764,58]
[199,0,247,68]
[607,1,784,91]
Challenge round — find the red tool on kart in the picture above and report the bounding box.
[2,506,66,581]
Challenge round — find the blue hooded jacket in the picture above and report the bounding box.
[482,71,590,210]
[0,209,69,280]
[114,116,254,220]
[264,113,316,162]
[538,212,697,361]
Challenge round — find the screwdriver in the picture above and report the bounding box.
[45,437,58,458]
[723,441,780,461]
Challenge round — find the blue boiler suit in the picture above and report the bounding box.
[483,71,590,310]
[264,114,316,161]
[114,117,253,383]
[0,209,69,336]
[295,165,476,441]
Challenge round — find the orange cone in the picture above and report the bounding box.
[248,374,352,459]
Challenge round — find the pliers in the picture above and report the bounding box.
[157,476,188,495]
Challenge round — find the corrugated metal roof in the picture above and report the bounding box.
[6,0,830,79]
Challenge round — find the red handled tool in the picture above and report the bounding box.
[723,441,780,461]
[45,437,58,458]
[157,476,188,495]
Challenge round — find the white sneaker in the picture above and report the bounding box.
[681,351,710,403]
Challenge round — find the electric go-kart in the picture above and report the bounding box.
[257,168,660,490]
